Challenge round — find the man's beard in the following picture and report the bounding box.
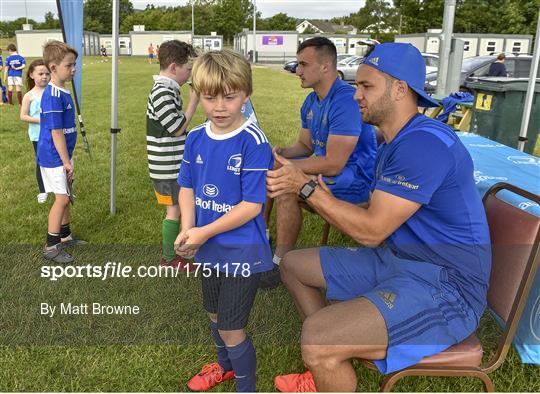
[362,88,393,126]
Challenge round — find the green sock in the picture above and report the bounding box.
[162,219,180,262]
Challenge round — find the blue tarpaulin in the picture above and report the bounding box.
[459,132,540,364]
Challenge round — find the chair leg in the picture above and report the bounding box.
[477,373,494,392]
[321,222,330,245]
[378,369,493,392]
[379,371,401,392]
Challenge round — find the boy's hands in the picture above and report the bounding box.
[174,227,209,258]
[63,161,74,183]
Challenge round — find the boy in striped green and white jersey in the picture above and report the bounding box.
[146,40,199,267]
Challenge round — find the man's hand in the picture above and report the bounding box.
[266,152,311,198]
[174,227,209,257]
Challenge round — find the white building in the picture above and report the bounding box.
[99,35,131,56]
[193,34,223,52]
[129,30,193,56]
[395,30,533,58]
[296,19,358,35]
[299,33,371,55]
[15,29,100,57]
[235,30,298,63]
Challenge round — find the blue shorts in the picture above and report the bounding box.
[320,246,478,374]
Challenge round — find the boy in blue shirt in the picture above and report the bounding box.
[175,50,273,392]
[38,41,86,263]
[3,44,26,106]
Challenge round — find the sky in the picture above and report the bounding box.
[0,0,364,22]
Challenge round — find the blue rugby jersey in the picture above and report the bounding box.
[37,83,77,168]
[6,54,25,77]
[178,119,273,275]
[372,114,491,319]
[300,78,376,202]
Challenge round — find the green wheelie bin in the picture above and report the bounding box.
[468,77,540,155]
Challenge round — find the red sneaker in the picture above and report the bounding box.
[186,362,235,391]
[159,255,194,272]
[275,370,317,392]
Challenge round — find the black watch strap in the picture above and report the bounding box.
[298,179,318,200]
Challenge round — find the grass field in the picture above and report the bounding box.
[0,55,538,392]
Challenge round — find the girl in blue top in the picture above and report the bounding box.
[20,59,51,203]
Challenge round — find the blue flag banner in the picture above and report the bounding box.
[242,99,259,126]
[58,0,83,107]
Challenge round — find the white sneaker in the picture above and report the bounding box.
[37,193,48,204]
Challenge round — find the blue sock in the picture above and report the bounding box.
[227,337,256,392]
[210,321,232,372]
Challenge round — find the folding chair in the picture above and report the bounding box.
[359,182,540,392]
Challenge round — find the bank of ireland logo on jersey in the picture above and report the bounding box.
[227,154,242,175]
[203,184,219,198]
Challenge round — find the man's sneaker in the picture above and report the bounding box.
[37,193,48,204]
[61,235,88,248]
[186,362,235,391]
[43,244,74,264]
[259,264,281,290]
[275,371,317,392]
[159,255,193,272]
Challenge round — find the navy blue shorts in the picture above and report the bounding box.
[202,270,261,331]
[320,246,478,374]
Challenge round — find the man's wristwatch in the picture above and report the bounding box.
[298,179,318,200]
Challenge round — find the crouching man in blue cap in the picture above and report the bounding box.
[268,43,492,392]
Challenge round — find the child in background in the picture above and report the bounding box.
[146,40,199,268]
[20,59,50,203]
[38,40,86,263]
[175,49,273,392]
[0,48,4,106]
[3,44,26,106]
[148,43,154,64]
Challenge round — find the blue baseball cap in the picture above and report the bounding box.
[361,43,440,108]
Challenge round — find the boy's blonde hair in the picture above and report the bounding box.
[43,40,78,70]
[191,49,252,96]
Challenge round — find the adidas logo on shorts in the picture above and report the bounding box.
[377,291,396,309]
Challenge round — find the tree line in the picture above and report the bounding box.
[1,0,538,43]
[334,0,539,41]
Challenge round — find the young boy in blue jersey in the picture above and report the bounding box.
[3,44,26,105]
[38,41,86,263]
[174,49,273,392]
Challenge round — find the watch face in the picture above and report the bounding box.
[300,184,311,195]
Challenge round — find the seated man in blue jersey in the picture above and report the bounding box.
[260,37,377,289]
[266,43,492,392]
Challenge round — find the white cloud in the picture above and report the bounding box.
[0,0,364,22]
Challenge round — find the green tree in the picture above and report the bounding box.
[39,12,61,29]
[0,17,38,36]
[497,0,539,35]
[84,0,134,33]
[342,0,398,38]
[261,13,297,31]
[393,0,444,34]
[213,0,254,43]
[454,0,504,34]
